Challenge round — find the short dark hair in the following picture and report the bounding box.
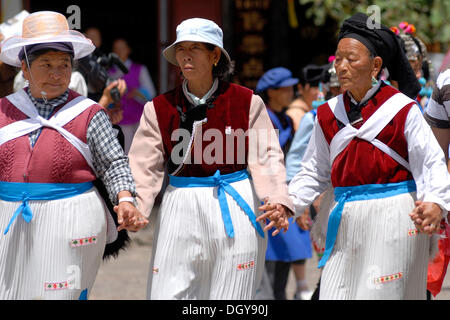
[22,48,74,69]
[204,43,234,80]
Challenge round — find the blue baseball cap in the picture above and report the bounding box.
[255,67,299,93]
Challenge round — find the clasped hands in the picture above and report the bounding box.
[113,194,149,232]
[409,200,445,235]
[256,199,292,236]
[257,199,446,237]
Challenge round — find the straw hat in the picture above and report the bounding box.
[0,11,95,67]
[163,18,231,67]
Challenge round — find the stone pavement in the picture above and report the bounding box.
[89,209,450,300]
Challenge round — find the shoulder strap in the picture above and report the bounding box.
[1,90,97,171]
[356,93,414,142]
[327,95,349,125]
[328,92,414,171]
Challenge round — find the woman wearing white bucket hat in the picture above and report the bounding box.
[128,17,293,299]
[0,11,148,300]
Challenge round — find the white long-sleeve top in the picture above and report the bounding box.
[288,97,450,218]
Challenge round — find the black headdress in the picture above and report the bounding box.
[338,13,420,99]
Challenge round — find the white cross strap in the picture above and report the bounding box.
[0,90,97,170]
[328,92,415,171]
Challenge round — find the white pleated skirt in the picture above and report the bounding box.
[148,178,267,300]
[318,191,437,300]
[0,188,107,300]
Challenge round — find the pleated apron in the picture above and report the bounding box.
[148,170,267,300]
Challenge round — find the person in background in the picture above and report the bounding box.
[110,38,157,153]
[0,33,18,98]
[254,67,312,300]
[255,67,297,156]
[424,69,450,170]
[285,62,336,183]
[391,22,434,111]
[422,68,450,298]
[287,64,324,131]
[84,27,103,56]
[326,56,343,99]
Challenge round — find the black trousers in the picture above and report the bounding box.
[265,259,306,300]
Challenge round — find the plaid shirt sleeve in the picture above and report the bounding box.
[87,109,136,204]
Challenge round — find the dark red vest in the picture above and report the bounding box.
[0,89,102,183]
[317,83,415,187]
[152,81,253,177]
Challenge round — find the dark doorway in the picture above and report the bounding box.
[27,0,159,92]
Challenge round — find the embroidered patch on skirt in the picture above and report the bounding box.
[374,272,403,285]
[71,236,98,248]
[45,281,69,291]
[237,261,255,271]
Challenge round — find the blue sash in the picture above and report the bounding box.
[318,180,417,268]
[169,170,265,238]
[0,181,94,235]
[266,108,293,149]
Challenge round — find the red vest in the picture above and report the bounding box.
[152,81,253,177]
[0,89,103,183]
[317,84,415,187]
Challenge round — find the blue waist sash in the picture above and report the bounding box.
[169,170,265,238]
[0,181,94,235]
[318,180,417,269]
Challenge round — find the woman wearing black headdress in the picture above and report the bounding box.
[287,64,325,131]
[284,13,450,299]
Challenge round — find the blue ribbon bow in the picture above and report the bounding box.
[169,170,265,239]
[0,181,94,235]
[3,193,33,235]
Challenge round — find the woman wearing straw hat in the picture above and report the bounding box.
[0,11,148,300]
[284,13,450,299]
[128,17,293,299]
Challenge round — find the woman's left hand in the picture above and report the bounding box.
[256,202,291,236]
[114,202,149,232]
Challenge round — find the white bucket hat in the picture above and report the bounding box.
[163,18,231,67]
[0,11,95,67]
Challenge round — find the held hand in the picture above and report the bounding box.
[409,200,443,235]
[256,201,291,236]
[114,202,149,232]
[296,207,312,231]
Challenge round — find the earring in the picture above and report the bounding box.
[371,76,379,87]
[214,61,218,67]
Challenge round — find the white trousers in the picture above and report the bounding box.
[148,178,267,300]
[319,192,437,300]
[0,188,107,300]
